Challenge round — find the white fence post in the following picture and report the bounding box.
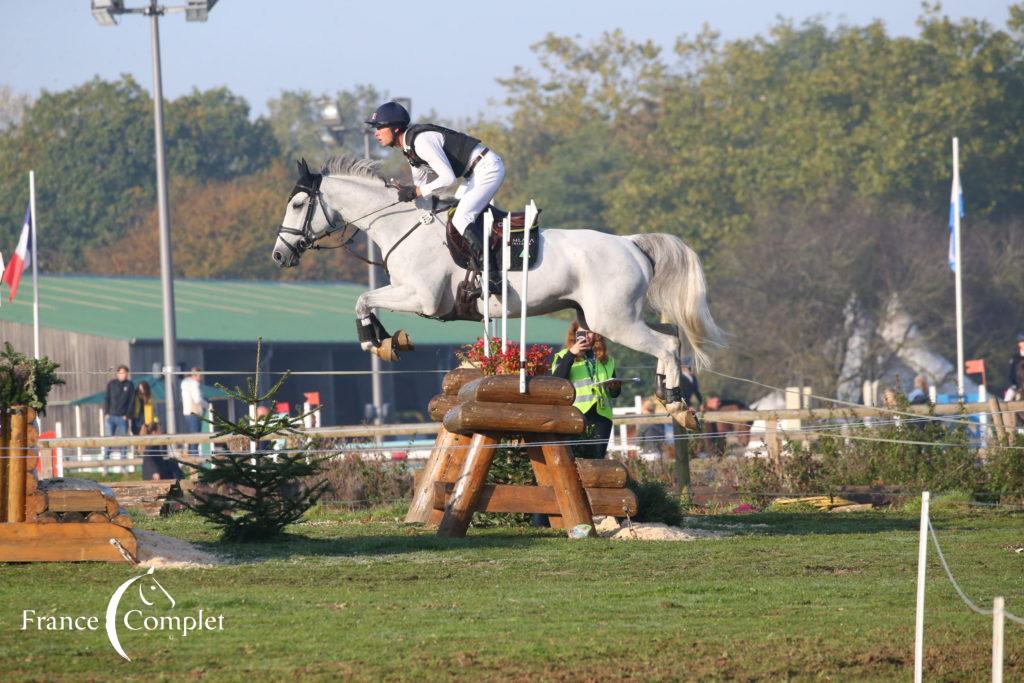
[483,211,492,357]
[518,201,537,394]
[992,596,1004,683]
[914,490,930,683]
[501,214,511,353]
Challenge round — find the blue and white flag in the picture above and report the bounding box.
[948,164,963,272]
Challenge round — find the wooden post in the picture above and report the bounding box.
[538,439,594,535]
[988,397,1007,445]
[528,446,562,528]
[0,408,9,523]
[6,407,30,523]
[673,420,690,495]
[765,418,781,469]
[405,427,469,524]
[436,433,499,538]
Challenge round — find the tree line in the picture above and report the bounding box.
[1,5,1022,398]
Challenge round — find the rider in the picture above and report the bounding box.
[365,101,505,265]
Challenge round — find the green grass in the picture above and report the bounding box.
[0,505,1021,681]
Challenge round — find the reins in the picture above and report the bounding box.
[281,178,427,276]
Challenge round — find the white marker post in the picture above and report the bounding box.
[501,215,511,353]
[518,201,537,394]
[993,596,1004,683]
[482,212,493,357]
[914,491,930,683]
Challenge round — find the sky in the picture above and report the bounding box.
[0,1,1014,122]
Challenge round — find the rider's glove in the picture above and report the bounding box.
[397,184,418,203]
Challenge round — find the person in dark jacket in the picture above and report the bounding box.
[1006,332,1024,399]
[103,365,134,457]
[679,356,703,409]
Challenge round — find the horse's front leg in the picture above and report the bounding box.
[354,284,426,361]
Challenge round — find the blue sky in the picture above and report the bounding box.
[0,1,1013,121]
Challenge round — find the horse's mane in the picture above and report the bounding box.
[321,155,384,181]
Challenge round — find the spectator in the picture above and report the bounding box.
[129,380,155,435]
[103,365,134,457]
[907,375,930,406]
[1006,331,1024,401]
[551,322,621,459]
[679,356,703,409]
[636,397,667,457]
[140,421,183,481]
[180,367,209,456]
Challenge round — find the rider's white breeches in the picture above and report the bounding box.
[452,151,505,233]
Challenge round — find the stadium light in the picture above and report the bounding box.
[90,0,124,25]
[88,0,219,435]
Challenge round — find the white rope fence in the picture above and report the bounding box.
[914,491,1021,682]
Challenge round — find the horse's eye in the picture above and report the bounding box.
[291,199,304,209]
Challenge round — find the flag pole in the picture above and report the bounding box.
[29,170,39,360]
[952,138,965,399]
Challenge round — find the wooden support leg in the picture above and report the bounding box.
[6,407,29,523]
[0,409,9,523]
[528,445,562,528]
[436,433,498,538]
[426,433,472,528]
[539,439,595,536]
[406,427,465,523]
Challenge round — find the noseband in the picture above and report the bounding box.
[277,173,419,272]
[276,173,348,262]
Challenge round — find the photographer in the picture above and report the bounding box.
[551,322,621,459]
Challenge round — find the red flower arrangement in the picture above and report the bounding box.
[457,337,553,376]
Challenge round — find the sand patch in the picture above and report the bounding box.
[594,516,727,541]
[134,530,224,569]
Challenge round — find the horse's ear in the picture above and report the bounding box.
[298,158,310,178]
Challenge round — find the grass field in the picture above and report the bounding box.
[0,501,1020,681]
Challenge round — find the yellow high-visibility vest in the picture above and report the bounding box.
[552,349,615,419]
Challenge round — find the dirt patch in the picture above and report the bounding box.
[594,516,727,541]
[134,530,224,569]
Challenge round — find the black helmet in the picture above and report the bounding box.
[365,101,410,130]
[1016,331,1024,342]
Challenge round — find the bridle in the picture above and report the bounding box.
[276,173,403,268]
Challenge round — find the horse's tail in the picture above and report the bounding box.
[628,233,725,370]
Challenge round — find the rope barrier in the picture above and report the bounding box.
[927,519,1024,626]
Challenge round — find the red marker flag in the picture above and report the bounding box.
[1,205,32,301]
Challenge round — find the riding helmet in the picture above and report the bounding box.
[365,101,410,129]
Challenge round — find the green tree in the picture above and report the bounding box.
[609,8,1024,254]
[0,77,279,270]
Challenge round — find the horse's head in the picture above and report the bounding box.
[273,159,332,268]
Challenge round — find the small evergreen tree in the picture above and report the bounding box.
[174,339,328,541]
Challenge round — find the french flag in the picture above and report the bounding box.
[1,205,32,301]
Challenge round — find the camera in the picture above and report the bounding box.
[575,330,588,344]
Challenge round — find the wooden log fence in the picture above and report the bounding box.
[0,405,136,562]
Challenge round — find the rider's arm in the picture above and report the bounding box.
[412,132,457,196]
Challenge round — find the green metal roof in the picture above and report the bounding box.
[0,275,568,345]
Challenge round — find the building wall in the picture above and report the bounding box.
[1,322,131,436]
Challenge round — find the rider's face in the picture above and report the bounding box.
[373,126,395,147]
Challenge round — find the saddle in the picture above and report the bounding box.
[445,206,541,272]
[443,205,541,321]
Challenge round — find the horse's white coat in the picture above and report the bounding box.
[273,159,724,395]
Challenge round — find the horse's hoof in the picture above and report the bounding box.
[392,330,415,352]
[373,337,399,362]
[666,403,700,431]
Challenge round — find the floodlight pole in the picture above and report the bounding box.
[147,1,179,434]
[364,129,384,425]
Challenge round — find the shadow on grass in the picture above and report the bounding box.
[191,526,562,563]
[691,511,920,537]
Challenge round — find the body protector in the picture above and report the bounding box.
[403,124,481,178]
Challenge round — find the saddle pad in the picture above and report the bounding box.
[507,227,540,271]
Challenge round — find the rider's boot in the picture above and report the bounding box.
[462,227,485,271]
